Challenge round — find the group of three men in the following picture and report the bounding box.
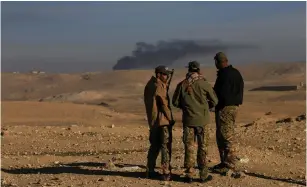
[143,52,244,183]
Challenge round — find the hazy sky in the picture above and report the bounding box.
[1,1,306,72]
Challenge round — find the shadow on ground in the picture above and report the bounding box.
[1,162,185,183]
[2,162,306,185]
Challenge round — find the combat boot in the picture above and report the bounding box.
[200,175,213,183]
[199,168,213,183]
[211,163,229,175]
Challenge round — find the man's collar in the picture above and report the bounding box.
[217,65,232,72]
[155,76,167,86]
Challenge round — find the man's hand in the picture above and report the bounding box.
[169,120,176,127]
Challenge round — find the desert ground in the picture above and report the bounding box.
[1,62,306,187]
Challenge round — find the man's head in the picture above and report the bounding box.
[186,61,200,73]
[155,65,172,83]
[214,52,228,70]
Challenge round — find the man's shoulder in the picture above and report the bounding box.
[228,65,241,73]
[220,65,240,77]
[229,66,243,79]
[194,76,208,84]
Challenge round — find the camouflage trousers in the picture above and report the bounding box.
[215,106,239,169]
[146,126,172,175]
[183,125,209,179]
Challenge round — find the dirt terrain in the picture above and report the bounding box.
[1,62,306,187]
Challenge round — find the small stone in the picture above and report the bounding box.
[111,124,115,128]
[277,139,283,143]
[54,161,60,165]
[276,117,294,124]
[98,178,104,181]
[295,114,306,122]
[265,112,272,115]
[239,158,249,163]
[268,146,275,150]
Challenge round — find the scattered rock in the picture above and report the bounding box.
[110,124,115,128]
[265,112,272,115]
[34,179,41,184]
[99,102,110,107]
[268,146,275,151]
[239,158,250,164]
[244,123,254,128]
[276,117,294,124]
[295,114,306,122]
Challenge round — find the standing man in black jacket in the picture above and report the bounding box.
[212,52,244,176]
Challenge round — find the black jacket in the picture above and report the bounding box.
[213,65,244,110]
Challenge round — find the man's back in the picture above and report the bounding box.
[144,76,158,127]
[173,73,218,127]
[213,65,244,109]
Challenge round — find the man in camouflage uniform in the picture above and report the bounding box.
[144,65,175,181]
[212,52,244,176]
[172,61,218,183]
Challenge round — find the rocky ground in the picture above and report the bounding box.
[1,63,306,187]
[1,102,306,187]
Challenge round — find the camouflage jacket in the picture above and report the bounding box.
[172,72,218,127]
[144,76,172,128]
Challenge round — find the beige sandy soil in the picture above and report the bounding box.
[1,62,306,187]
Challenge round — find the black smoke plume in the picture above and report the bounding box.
[113,39,256,70]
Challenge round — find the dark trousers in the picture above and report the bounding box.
[147,126,171,174]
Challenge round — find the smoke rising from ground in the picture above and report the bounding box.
[113,39,257,70]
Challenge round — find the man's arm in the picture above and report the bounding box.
[214,73,230,109]
[172,82,182,109]
[156,84,172,121]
